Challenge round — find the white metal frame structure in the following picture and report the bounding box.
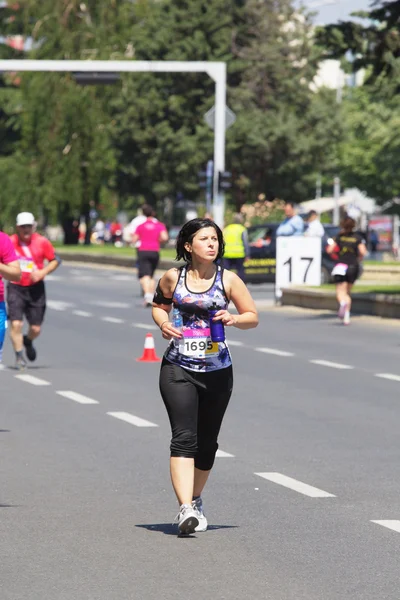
[0,60,227,226]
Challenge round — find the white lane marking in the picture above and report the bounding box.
[74,276,94,281]
[56,391,99,405]
[371,520,400,533]
[73,310,93,317]
[112,275,132,281]
[107,411,158,428]
[46,275,62,281]
[91,301,130,309]
[255,472,336,498]
[15,374,51,386]
[226,340,243,347]
[375,373,400,382]
[132,323,158,330]
[216,449,235,458]
[101,316,125,324]
[310,360,353,370]
[47,300,74,311]
[255,347,294,357]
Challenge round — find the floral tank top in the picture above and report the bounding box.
[164,265,232,373]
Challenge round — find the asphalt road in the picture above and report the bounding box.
[2,264,400,600]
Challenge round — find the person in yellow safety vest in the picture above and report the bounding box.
[223,213,249,281]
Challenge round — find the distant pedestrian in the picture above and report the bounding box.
[7,212,61,369]
[304,210,325,238]
[326,215,367,326]
[223,213,249,281]
[0,231,20,365]
[276,201,304,236]
[368,230,379,256]
[152,218,258,535]
[93,219,105,244]
[131,205,168,307]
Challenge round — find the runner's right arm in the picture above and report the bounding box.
[152,268,182,340]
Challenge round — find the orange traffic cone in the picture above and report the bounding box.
[136,333,161,362]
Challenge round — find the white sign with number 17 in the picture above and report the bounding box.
[275,237,321,299]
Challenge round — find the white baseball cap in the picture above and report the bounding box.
[16,212,35,226]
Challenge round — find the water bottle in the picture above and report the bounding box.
[208,303,225,343]
[172,307,183,331]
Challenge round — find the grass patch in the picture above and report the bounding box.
[310,283,400,295]
[54,243,176,260]
[364,260,400,267]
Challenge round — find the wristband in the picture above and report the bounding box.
[160,320,169,331]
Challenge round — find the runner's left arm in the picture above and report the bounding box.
[213,271,259,330]
[30,240,61,283]
[0,259,21,282]
[0,236,21,281]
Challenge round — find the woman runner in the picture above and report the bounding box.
[327,215,367,325]
[152,218,258,535]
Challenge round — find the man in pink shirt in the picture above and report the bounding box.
[0,231,21,364]
[132,204,168,306]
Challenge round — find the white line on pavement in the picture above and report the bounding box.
[255,347,294,357]
[91,301,131,309]
[15,374,51,386]
[132,323,158,330]
[107,411,159,428]
[375,373,400,382]
[216,449,235,458]
[310,360,354,370]
[101,316,125,324]
[47,300,74,311]
[371,520,400,533]
[46,275,62,281]
[56,391,99,405]
[112,275,132,281]
[226,340,243,347]
[255,472,336,498]
[73,310,93,317]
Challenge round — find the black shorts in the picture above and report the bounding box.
[7,282,46,325]
[333,264,360,284]
[137,251,159,278]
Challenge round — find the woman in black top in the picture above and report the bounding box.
[327,216,367,325]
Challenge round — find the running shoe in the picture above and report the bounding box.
[144,293,153,307]
[15,355,27,370]
[338,302,347,319]
[192,497,208,532]
[23,335,37,362]
[343,311,351,326]
[174,504,199,535]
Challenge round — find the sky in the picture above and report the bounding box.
[299,0,373,25]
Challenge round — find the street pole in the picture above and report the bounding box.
[316,176,322,200]
[333,176,340,226]
[206,159,213,216]
[212,64,226,229]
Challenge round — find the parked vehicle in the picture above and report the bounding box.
[244,223,340,284]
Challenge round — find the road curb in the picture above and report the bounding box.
[57,251,180,271]
[282,287,400,319]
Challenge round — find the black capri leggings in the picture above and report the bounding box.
[159,359,233,471]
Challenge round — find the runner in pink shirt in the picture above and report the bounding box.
[0,231,21,364]
[132,205,168,306]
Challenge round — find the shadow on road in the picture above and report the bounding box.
[136,523,238,536]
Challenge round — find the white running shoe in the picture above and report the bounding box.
[192,497,208,532]
[343,311,350,325]
[144,293,153,307]
[338,302,347,319]
[174,504,199,535]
